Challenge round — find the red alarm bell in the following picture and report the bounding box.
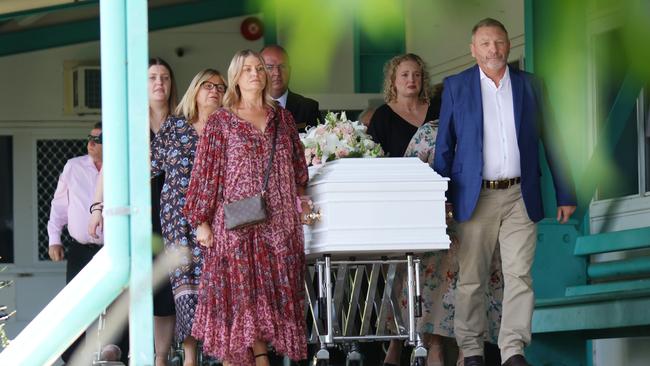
[240,16,264,41]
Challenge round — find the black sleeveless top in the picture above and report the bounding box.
[150,129,164,235]
[368,96,441,157]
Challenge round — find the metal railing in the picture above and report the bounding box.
[0,1,153,364]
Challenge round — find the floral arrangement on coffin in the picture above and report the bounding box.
[300,111,384,166]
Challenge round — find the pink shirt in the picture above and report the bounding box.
[47,155,103,246]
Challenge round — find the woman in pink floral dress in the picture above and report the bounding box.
[183,49,309,366]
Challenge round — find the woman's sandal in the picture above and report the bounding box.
[254,352,270,364]
[253,352,271,365]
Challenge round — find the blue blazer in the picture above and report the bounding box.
[433,65,576,223]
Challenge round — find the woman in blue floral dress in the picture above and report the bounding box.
[151,68,227,366]
[401,120,504,365]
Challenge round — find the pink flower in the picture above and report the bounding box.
[312,156,321,165]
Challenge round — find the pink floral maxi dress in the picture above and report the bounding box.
[183,107,308,365]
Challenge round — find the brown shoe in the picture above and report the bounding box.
[502,354,531,366]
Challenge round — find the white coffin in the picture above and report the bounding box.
[303,157,450,258]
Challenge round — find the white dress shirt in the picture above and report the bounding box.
[274,90,289,108]
[480,66,521,180]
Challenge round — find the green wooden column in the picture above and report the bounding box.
[526,0,589,222]
[353,2,405,93]
[124,0,154,363]
[0,0,138,364]
[526,1,591,365]
[262,0,278,46]
[0,0,154,364]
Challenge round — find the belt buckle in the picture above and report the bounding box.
[485,180,494,189]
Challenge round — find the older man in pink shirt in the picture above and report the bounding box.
[47,122,103,363]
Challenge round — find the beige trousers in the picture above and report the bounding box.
[454,184,537,361]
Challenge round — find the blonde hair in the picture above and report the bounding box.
[174,68,223,123]
[382,53,432,104]
[222,49,276,110]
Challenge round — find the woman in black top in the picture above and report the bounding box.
[147,57,179,366]
[370,53,444,366]
[368,53,440,158]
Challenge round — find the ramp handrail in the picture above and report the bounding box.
[0,1,152,364]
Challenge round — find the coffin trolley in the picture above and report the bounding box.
[303,158,450,365]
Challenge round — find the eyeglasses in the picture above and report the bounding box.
[87,134,102,144]
[264,64,288,72]
[201,81,227,93]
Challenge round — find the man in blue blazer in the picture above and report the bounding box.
[433,18,576,366]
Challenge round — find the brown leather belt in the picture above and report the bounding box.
[482,177,521,189]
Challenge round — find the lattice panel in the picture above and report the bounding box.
[36,139,87,261]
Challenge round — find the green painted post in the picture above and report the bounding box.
[0,0,132,364]
[586,340,594,366]
[263,0,278,46]
[100,0,131,267]
[126,0,154,364]
[526,1,587,365]
[353,17,361,93]
[524,0,534,72]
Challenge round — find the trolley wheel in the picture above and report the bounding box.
[346,348,363,365]
[411,356,426,366]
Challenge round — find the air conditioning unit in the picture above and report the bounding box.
[72,66,101,115]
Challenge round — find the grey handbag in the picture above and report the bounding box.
[223,117,279,230]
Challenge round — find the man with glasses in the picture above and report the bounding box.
[261,44,322,131]
[47,122,104,363]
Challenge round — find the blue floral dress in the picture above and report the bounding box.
[151,116,203,342]
[399,121,504,343]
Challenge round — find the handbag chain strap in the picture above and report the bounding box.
[261,111,280,195]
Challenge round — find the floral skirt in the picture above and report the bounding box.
[191,229,307,365]
[173,293,198,342]
[163,240,202,341]
[389,230,504,343]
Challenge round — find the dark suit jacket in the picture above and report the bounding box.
[433,65,576,223]
[286,90,322,131]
